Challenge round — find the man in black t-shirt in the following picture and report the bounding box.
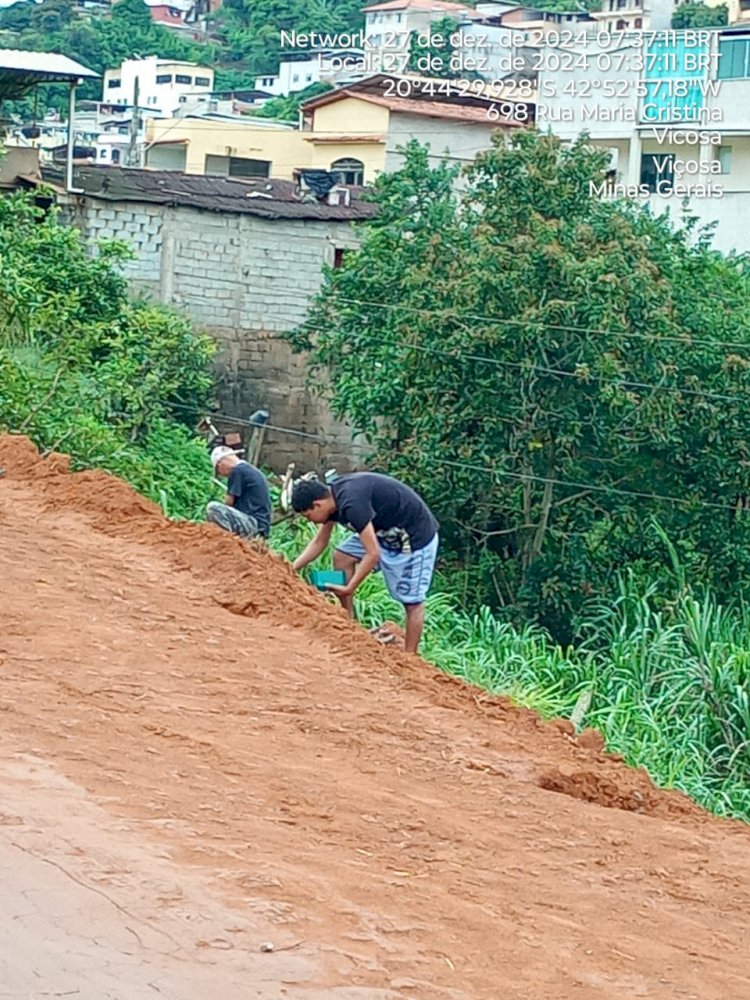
[206,446,271,540]
[291,472,439,654]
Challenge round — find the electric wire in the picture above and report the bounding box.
[167,402,750,515]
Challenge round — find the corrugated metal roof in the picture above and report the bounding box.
[0,50,98,100]
[39,165,378,222]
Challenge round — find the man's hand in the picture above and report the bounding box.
[292,522,334,573]
[324,582,352,597]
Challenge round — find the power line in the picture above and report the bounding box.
[160,403,750,514]
[436,458,743,513]
[289,319,750,408]
[293,295,750,355]
[170,402,331,442]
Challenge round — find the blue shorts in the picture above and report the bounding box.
[336,534,438,605]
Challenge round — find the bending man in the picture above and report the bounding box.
[291,472,439,654]
[206,446,271,540]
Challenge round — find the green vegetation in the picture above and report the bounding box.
[0,0,218,109]
[0,0,361,102]
[1,178,749,824]
[407,16,462,79]
[672,2,728,28]
[0,189,217,516]
[288,133,750,644]
[254,80,333,123]
[217,0,364,83]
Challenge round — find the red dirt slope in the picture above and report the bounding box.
[1,433,750,999]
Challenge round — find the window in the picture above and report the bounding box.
[229,156,271,178]
[107,78,121,88]
[176,74,192,84]
[718,145,732,173]
[156,74,173,84]
[641,152,673,191]
[333,248,349,268]
[616,18,627,27]
[99,148,107,159]
[305,73,312,81]
[112,149,120,163]
[718,38,750,79]
[195,75,211,86]
[330,157,364,185]
[634,16,642,26]
[396,11,402,20]
[293,73,299,82]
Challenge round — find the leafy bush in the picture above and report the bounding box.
[0,192,218,517]
[288,134,750,641]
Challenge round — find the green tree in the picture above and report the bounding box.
[288,134,750,640]
[407,16,461,79]
[0,190,215,438]
[216,0,364,81]
[253,80,332,121]
[672,1,727,27]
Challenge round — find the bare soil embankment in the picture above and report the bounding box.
[1,433,749,999]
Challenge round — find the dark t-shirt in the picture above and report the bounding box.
[227,462,271,537]
[330,472,438,554]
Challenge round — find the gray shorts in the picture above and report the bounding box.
[336,534,438,605]
[206,501,260,539]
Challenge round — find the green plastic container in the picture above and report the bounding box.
[310,569,346,591]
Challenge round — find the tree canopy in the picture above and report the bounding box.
[672,2,728,27]
[288,133,750,640]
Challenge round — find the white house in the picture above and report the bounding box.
[255,50,368,97]
[102,57,214,117]
[536,27,750,254]
[363,0,481,72]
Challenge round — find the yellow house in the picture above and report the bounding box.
[302,75,525,179]
[144,74,524,182]
[144,114,387,181]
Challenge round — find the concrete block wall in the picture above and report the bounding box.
[78,202,164,293]
[69,197,364,472]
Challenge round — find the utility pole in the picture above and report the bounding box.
[126,75,140,167]
[65,79,77,192]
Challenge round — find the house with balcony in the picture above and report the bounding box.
[102,57,214,117]
[363,0,481,72]
[536,28,750,253]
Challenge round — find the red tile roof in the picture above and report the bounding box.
[363,0,475,11]
[306,88,521,126]
[150,5,184,23]
[303,133,386,144]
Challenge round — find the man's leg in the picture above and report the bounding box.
[206,502,258,538]
[332,547,358,618]
[403,602,425,654]
[381,534,438,655]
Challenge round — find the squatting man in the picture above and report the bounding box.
[206,446,271,541]
[290,472,439,654]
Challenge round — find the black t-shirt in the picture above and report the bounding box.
[330,472,438,554]
[227,462,271,537]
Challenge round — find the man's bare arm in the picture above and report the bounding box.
[293,521,334,572]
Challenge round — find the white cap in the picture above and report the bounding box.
[210,445,237,469]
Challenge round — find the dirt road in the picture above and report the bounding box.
[2,433,750,1000]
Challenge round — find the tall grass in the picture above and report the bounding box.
[270,519,750,821]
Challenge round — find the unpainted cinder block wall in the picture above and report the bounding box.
[68,197,365,472]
